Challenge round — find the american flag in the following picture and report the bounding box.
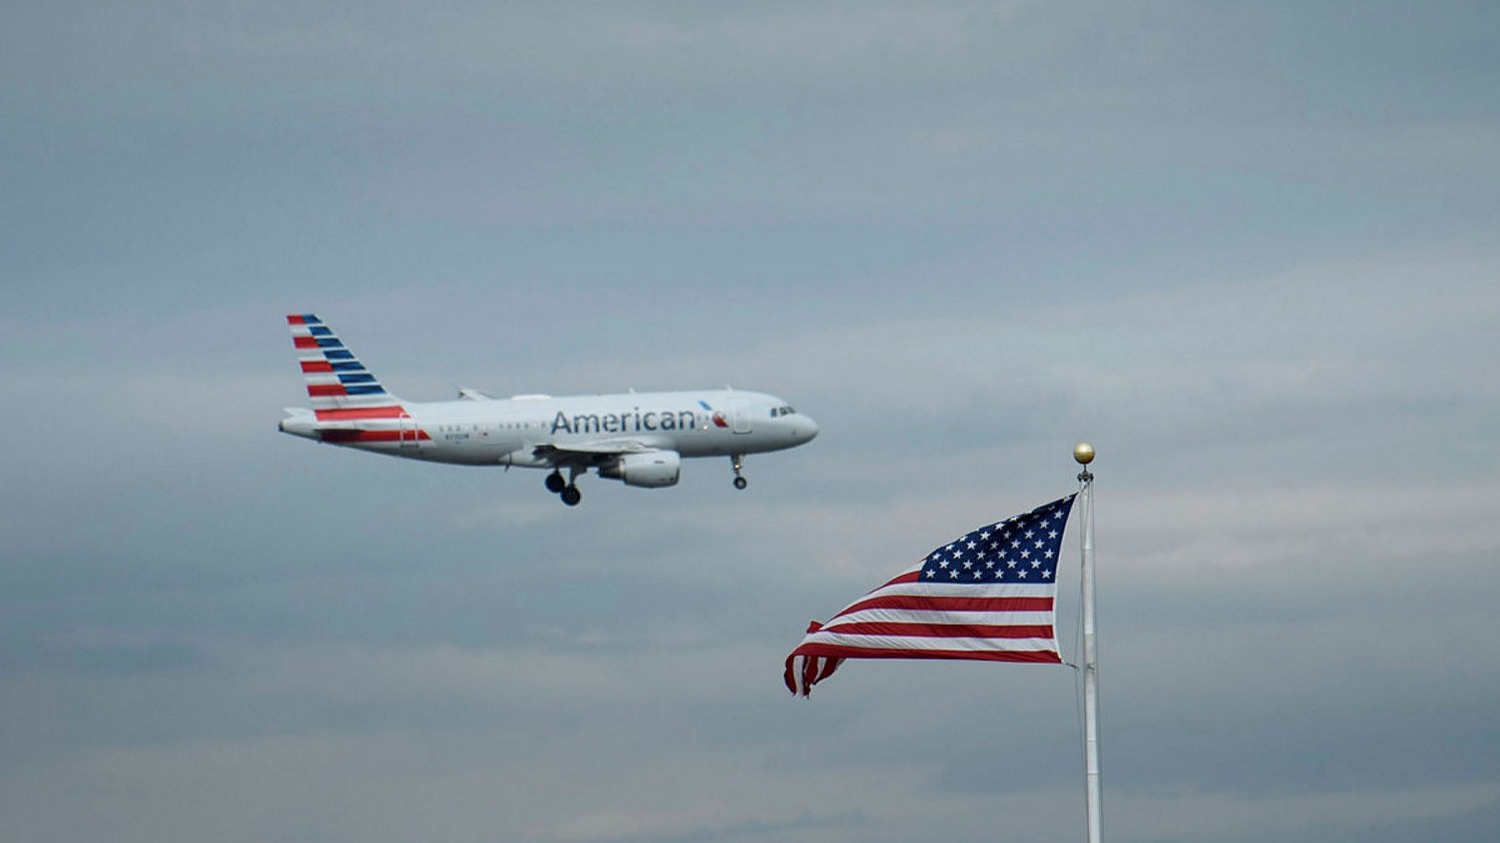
[785,494,1077,697]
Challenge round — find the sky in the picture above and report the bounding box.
[3,2,1499,841]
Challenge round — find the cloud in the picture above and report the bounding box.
[5,4,1500,842]
[1103,482,1500,576]
[1109,782,1500,843]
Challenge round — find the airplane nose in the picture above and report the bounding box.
[800,415,819,441]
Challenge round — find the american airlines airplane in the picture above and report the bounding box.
[278,315,818,505]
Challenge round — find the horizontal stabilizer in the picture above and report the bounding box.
[279,406,428,444]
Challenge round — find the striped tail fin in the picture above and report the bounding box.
[286,314,405,418]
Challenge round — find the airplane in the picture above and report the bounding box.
[278,314,818,506]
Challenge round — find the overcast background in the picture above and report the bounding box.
[3,3,1498,842]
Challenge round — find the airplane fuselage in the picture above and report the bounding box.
[280,314,817,504]
[280,389,816,468]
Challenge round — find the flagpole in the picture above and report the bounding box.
[1074,442,1102,843]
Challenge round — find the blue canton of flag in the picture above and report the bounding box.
[786,494,1077,697]
[919,496,1072,585]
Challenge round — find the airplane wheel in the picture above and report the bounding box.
[545,471,567,494]
[561,486,582,506]
[733,476,748,490]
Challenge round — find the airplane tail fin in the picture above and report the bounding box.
[286,314,406,416]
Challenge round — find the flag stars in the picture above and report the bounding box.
[896,498,1068,606]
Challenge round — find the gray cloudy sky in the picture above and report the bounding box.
[3,3,1498,842]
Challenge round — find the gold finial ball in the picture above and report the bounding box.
[1073,442,1095,465]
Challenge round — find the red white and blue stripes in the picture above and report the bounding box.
[786,494,1076,697]
[287,315,412,433]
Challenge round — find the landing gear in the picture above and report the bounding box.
[731,454,747,490]
[547,467,583,506]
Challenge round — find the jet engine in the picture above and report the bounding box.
[599,450,681,488]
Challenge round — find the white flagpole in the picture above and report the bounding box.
[1074,442,1102,843]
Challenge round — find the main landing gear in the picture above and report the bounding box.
[546,469,583,506]
[731,454,748,490]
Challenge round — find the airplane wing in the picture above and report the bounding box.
[533,438,667,464]
[535,439,682,490]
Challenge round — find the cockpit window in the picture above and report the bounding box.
[770,405,796,418]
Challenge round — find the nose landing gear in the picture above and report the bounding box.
[731,454,747,490]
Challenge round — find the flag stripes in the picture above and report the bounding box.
[785,494,1076,697]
